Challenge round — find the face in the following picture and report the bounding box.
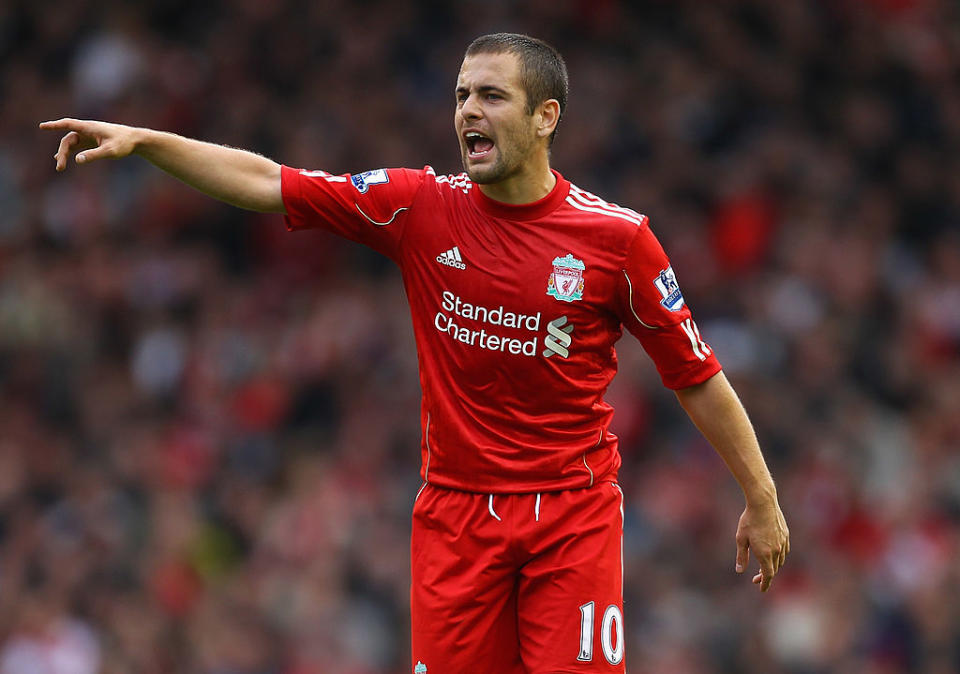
[455,52,540,185]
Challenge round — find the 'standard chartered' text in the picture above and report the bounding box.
[434,290,540,355]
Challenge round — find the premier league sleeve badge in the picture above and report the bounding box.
[653,266,685,311]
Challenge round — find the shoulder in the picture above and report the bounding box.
[563,182,651,264]
[422,166,476,198]
[564,182,649,232]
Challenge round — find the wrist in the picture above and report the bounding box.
[743,480,778,507]
[130,126,152,156]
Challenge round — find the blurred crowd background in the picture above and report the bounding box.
[2,0,959,672]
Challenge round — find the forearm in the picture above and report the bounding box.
[675,371,776,505]
[133,128,283,213]
[676,371,789,590]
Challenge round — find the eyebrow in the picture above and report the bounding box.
[456,84,510,97]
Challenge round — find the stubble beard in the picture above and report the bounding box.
[462,152,510,185]
[460,132,532,186]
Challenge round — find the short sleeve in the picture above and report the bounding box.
[616,222,722,389]
[281,165,426,261]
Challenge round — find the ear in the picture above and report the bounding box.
[536,99,561,139]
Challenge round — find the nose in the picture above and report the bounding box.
[460,93,482,121]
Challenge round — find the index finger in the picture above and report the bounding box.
[39,118,86,132]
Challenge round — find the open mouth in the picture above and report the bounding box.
[465,132,495,160]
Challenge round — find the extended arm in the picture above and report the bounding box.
[39,118,283,213]
[675,370,790,592]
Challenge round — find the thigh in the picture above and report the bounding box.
[517,482,626,674]
[410,484,526,674]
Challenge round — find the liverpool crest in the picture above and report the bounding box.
[547,254,585,302]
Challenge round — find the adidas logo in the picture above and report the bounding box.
[436,246,466,270]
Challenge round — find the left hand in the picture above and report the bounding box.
[735,498,789,592]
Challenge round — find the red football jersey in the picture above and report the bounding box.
[281,165,721,493]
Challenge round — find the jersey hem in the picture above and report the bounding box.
[417,476,621,496]
[420,465,619,495]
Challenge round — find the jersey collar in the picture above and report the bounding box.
[469,170,570,221]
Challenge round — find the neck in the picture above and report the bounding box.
[478,153,556,205]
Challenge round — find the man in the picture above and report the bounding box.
[42,32,788,674]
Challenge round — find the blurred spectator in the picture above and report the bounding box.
[3,0,959,672]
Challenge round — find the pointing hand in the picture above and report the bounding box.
[39,118,139,171]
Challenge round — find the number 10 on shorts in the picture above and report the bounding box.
[577,601,624,665]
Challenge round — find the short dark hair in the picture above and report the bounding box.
[465,33,569,144]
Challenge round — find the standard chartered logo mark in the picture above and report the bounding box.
[543,315,574,358]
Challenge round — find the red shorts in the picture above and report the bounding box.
[410,482,626,674]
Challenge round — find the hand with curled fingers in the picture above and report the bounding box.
[735,498,790,592]
[39,118,140,171]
